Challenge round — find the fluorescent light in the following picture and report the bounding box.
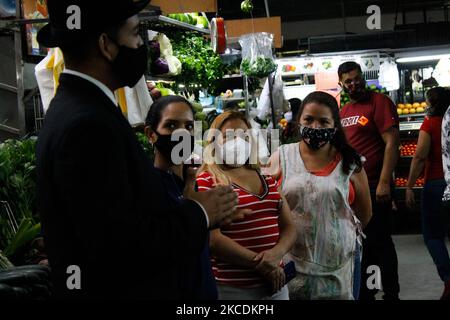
[397,54,450,63]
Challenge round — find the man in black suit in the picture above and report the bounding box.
[36,0,245,299]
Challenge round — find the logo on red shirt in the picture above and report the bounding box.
[341,116,360,127]
[341,116,370,127]
[358,116,369,126]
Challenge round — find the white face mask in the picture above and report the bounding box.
[216,137,251,167]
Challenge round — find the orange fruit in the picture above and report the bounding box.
[413,103,420,109]
[398,103,405,109]
[406,103,413,109]
[421,102,427,108]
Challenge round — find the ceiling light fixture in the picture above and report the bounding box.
[396,54,450,63]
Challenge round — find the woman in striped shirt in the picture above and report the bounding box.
[197,111,296,300]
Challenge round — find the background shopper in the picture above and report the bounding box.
[339,61,401,300]
[405,87,450,300]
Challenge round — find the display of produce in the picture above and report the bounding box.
[400,141,418,157]
[148,33,182,76]
[171,32,224,94]
[167,13,210,29]
[0,139,42,266]
[241,57,277,78]
[395,177,425,188]
[397,102,427,115]
[239,33,277,78]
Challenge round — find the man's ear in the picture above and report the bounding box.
[98,33,117,62]
[144,126,158,144]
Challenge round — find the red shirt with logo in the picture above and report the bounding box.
[420,116,444,182]
[340,92,399,187]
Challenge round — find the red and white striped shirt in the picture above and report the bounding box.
[196,171,282,288]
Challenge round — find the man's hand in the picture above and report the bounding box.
[376,180,391,204]
[183,168,251,229]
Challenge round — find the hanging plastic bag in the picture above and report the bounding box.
[239,32,277,78]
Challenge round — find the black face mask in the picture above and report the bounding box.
[154,132,195,165]
[343,79,367,101]
[300,126,337,151]
[111,42,148,88]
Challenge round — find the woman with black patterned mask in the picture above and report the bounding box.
[266,91,372,300]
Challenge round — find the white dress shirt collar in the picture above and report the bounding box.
[63,69,117,106]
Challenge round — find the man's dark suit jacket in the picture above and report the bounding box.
[36,74,207,299]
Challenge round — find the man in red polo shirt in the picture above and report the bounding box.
[339,61,401,300]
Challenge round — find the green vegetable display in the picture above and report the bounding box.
[171,32,224,94]
[241,57,277,78]
[0,139,40,264]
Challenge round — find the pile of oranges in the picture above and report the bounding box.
[395,177,425,188]
[400,141,417,157]
[397,102,427,115]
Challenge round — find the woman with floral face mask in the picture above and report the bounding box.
[265,91,372,300]
[197,111,296,300]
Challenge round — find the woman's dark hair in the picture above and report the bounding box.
[297,91,363,175]
[145,95,194,130]
[288,98,302,120]
[426,87,450,117]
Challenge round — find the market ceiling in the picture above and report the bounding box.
[217,0,449,22]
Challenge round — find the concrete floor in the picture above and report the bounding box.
[376,234,450,300]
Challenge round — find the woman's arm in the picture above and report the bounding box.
[254,193,296,267]
[406,130,431,208]
[350,168,372,229]
[253,192,296,292]
[209,230,259,268]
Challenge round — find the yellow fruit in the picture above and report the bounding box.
[403,109,410,115]
[410,108,416,114]
[413,103,420,109]
[417,107,425,113]
[406,103,413,109]
[421,102,427,108]
[398,103,405,109]
[397,108,403,115]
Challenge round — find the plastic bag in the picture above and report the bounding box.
[239,32,277,78]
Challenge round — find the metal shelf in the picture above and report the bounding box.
[146,75,176,83]
[222,75,243,79]
[8,12,210,35]
[399,113,426,119]
[141,14,210,35]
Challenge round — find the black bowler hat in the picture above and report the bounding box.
[38,0,150,48]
